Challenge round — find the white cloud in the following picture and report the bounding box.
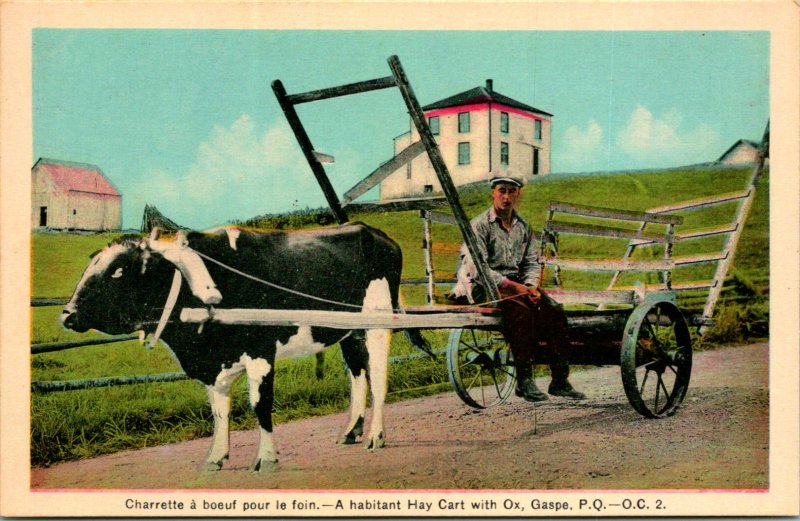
[559,119,605,172]
[142,115,326,229]
[615,106,720,168]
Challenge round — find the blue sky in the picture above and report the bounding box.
[33,30,769,229]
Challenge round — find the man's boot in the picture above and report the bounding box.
[548,361,587,400]
[515,366,548,402]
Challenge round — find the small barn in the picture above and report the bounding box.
[32,158,122,231]
[717,139,761,166]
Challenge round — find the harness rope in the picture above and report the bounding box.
[190,247,521,311]
[191,249,366,310]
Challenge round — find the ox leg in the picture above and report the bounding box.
[204,367,244,471]
[245,357,278,472]
[338,331,368,445]
[362,278,393,450]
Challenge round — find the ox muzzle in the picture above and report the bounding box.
[60,303,87,332]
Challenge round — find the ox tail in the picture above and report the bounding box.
[397,292,437,359]
[314,351,325,380]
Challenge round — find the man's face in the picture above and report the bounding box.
[492,183,521,213]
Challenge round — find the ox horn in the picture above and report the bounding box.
[146,232,223,306]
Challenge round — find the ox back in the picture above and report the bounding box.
[166,223,401,383]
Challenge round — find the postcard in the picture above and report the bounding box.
[1,1,798,517]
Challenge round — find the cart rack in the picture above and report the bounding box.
[272,55,500,302]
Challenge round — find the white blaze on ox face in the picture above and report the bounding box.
[66,244,128,307]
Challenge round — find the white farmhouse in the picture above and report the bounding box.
[380,80,553,200]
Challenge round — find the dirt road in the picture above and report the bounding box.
[31,343,768,490]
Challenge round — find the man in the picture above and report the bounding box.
[464,175,586,402]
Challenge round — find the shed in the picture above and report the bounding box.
[32,158,122,231]
[717,139,762,166]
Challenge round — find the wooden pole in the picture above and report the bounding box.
[422,211,436,306]
[272,80,348,224]
[388,55,499,302]
[180,307,500,329]
[699,121,769,334]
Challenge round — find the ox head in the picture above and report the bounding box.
[61,230,222,335]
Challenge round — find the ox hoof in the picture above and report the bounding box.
[337,431,360,445]
[251,458,278,473]
[365,433,385,451]
[203,461,225,472]
[337,416,364,445]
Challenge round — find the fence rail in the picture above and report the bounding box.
[32,334,139,354]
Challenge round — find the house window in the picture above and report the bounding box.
[39,206,47,227]
[500,142,509,167]
[429,116,440,136]
[532,147,540,175]
[458,142,471,165]
[458,112,470,133]
[424,185,433,193]
[73,209,77,215]
[534,119,542,140]
[500,112,509,133]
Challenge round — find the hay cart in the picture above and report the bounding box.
[181,55,768,419]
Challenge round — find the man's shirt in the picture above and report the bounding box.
[470,207,541,287]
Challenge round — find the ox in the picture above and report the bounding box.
[60,223,402,472]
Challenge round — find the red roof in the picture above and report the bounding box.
[35,159,120,197]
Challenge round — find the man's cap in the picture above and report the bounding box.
[489,175,524,188]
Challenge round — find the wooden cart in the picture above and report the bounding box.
[181,55,768,419]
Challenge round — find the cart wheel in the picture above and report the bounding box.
[447,328,516,409]
[621,301,692,418]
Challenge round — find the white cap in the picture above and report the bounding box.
[488,175,524,188]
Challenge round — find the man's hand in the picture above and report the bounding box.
[499,278,541,303]
[499,278,528,295]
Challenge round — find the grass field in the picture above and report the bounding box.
[30,165,769,466]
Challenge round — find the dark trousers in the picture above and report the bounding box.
[496,286,571,382]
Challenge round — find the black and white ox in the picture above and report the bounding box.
[60,223,402,472]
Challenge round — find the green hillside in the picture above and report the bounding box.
[354,166,769,295]
[33,165,769,299]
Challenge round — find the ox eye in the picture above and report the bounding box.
[112,267,123,279]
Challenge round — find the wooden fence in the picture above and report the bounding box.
[30,298,445,394]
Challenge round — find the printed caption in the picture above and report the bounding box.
[125,496,667,514]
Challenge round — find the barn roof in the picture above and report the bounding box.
[33,158,121,197]
[717,139,762,162]
[423,80,553,118]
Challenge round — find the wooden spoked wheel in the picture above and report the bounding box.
[447,328,516,409]
[621,301,692,418]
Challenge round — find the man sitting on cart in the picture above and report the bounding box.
[458,174,586,402]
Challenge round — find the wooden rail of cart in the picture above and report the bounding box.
[180,55,768,419]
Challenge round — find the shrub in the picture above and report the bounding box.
[702,301,769,345]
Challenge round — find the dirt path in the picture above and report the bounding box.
[31,343,768,490]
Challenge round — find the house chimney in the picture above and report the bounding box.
[486,79,493,92]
